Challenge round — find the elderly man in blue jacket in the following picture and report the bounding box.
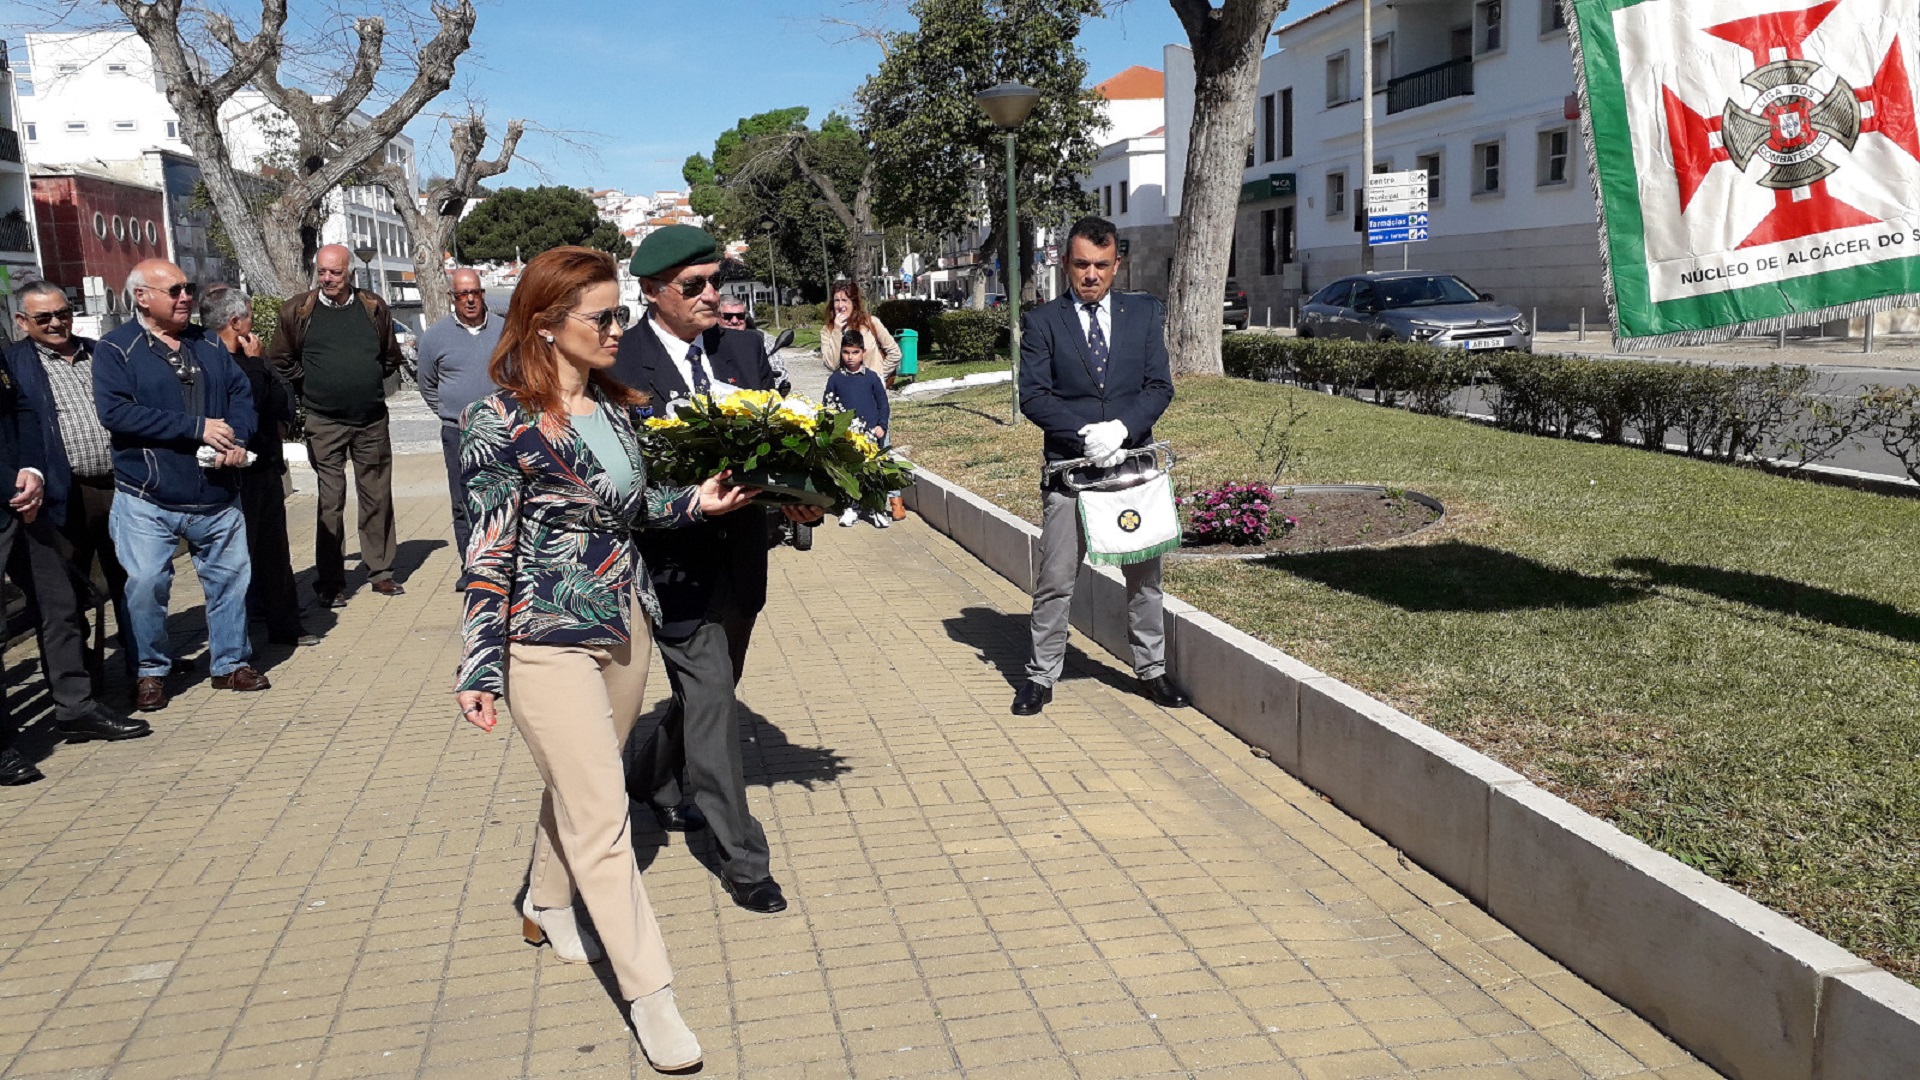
[94,259,269,711]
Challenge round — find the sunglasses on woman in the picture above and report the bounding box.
[566,305,633,337]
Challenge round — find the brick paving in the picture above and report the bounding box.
[0,454,1716,1078]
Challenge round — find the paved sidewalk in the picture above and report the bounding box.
[0,456,1713,1078]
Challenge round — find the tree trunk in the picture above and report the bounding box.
[1167,0,1289,376]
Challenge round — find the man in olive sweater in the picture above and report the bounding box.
[268,244,409,607]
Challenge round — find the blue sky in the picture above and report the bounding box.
[2,0,1338,193]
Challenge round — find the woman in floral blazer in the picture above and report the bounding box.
[451,248,756,1073]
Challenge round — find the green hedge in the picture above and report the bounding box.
[927,309,1007,364]
[872,299,944,343]
[1220,335,1919,475]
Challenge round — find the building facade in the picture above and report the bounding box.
[1166,0,1607,329]
[32,166,167,321]
[0,41,42,322]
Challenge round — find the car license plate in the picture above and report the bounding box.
[1462,337,1504,350]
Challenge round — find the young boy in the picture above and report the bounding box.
[824,330,891,528]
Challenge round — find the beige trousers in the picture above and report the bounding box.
[507,615,672,1002]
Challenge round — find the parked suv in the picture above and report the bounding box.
[1223,280,1250,331]
[1297,271,1531,352]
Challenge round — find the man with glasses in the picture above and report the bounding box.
[268,244,409,608]
[611,226,824,916]
[0,281,149,751]
[6,282,136,678]
[94,260,267,711]
[416,268,500,561]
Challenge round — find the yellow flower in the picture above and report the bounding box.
[644,416,688,430]
[850,431,881,461]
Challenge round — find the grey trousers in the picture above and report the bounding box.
[630,617,771,884]
[1027,484,1166,686]
[439,423,473,561]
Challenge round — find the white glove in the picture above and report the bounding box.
[1092,445,1127,468]
[1077,419,1128,462]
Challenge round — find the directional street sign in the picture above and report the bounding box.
[1366,170,1432,246]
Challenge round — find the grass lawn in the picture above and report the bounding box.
[896,378,1920,981]
[905,356,1014,383]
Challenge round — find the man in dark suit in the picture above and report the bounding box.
[612,225,824,915]
[3,281,150,744]
[7,280,133,675]
[1012,216,1189,716]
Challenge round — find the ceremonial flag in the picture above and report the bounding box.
[1569,0,1920,347]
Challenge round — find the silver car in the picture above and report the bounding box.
[1298,271,1532,352]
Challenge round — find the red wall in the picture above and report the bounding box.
[33,175,168,312]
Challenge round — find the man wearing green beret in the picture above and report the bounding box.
[614,226,824,916]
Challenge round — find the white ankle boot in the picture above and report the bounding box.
[631,985,702,1071]
[520,897,603,963]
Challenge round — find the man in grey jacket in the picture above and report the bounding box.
[415,269,500,563]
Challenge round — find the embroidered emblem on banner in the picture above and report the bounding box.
[1572,0,1920,346]
[1116,509,1142,533]
[1659,1,1919,248]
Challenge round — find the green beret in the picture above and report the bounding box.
[629,224,720,279]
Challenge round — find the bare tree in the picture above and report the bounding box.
[363,114,523,321]
[115,0,480,297]
[1167,0,1288,375]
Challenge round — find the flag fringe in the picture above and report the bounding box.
[1609,292,1920,351]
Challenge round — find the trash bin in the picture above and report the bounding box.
[897,328,919,377]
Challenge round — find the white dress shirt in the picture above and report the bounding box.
[648,316,731,401]
[1072,290,1113,343]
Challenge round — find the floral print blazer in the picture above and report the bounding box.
[456,386,701,696]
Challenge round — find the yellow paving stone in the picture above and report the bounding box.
[0,457,1709,1079]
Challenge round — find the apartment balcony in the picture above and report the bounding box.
[1386,56,1474,115]
[0,127,19,164]
[0,215,34,253]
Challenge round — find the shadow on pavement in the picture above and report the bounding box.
[940,604,1142,694]
[1614,556,1920,643]
[1266,541,1645,612]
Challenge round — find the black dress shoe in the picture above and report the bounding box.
[721,877,788,914]
[317,590,349,609]
[651,802,707,832]
[0,747,43,786]
[56,706,153,743]
[1141,674,1191,709]
[1011,680,1052,716]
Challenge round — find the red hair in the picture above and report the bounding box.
[831,279,874,336]
[490,246,644,415]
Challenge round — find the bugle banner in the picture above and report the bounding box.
[1569,0,1920,347]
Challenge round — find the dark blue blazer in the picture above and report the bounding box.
[610,318,777,640]
[0,344,43,508]
[1017,290,1174,463]
[4,335,97,524]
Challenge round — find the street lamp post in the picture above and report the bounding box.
[353,243,378,294]
[759,220,781,334]
[975,81,1042,422]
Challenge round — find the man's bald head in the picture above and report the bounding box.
[449,268,486,327]
[128,258,194,333]
[315,244,353,302]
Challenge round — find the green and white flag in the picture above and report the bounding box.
[1570,0,1920,347]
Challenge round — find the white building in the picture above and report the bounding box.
[1079,67,1173,298]
[0,40,42,313]
[1165,0,1603,327]
[20,31,418,301]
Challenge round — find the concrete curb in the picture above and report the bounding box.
[900,467,1920,1080]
